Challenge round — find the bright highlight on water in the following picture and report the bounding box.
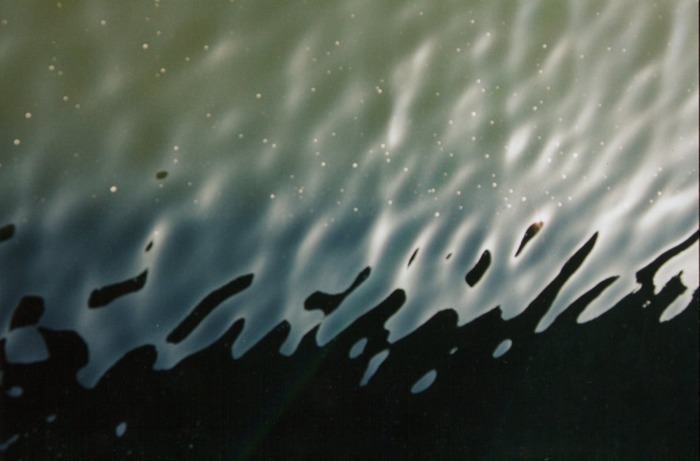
[0,0,697,392]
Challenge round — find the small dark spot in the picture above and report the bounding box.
[167,273,254,344]
[145,241,153,252]
[0,223,15,242]
[445,253,452,260]
[156,170,168,180]
[515,221,544,257]
[407,248,419,267]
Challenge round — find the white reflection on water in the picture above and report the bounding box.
[0,0,697,387]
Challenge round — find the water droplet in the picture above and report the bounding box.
[492,339,512,358]
[349,338,367,359]
[410,370,437,394]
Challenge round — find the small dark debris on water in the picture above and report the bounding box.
[156,170,168,180]
[0,223,15,242]
[465,250,491,287]
[407,248,419,267]
[515,221,544,257]
[145,241,153,252]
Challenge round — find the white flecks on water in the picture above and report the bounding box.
[0,0,695,390]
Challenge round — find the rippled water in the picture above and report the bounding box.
[0,0,697,397]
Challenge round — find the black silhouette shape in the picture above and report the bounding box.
[88,270,148,308]
[166,273,254,344]
[0,229,697,460]
[304,266,371,316]
[465,249,491,287]
[9,296,45,331]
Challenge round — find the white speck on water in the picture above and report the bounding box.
[142,43,149,50]
[110,186,118,193]
[24,112,32,119]
[13,139,20,146]
[115,422,127,438]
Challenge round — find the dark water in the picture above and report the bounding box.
[1,0,698,458]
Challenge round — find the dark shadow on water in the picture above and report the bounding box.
[166,273,254,344]
[88,270,149,308]
[0,230,698,460]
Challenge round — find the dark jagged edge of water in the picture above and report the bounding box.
[0,230,698,460]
